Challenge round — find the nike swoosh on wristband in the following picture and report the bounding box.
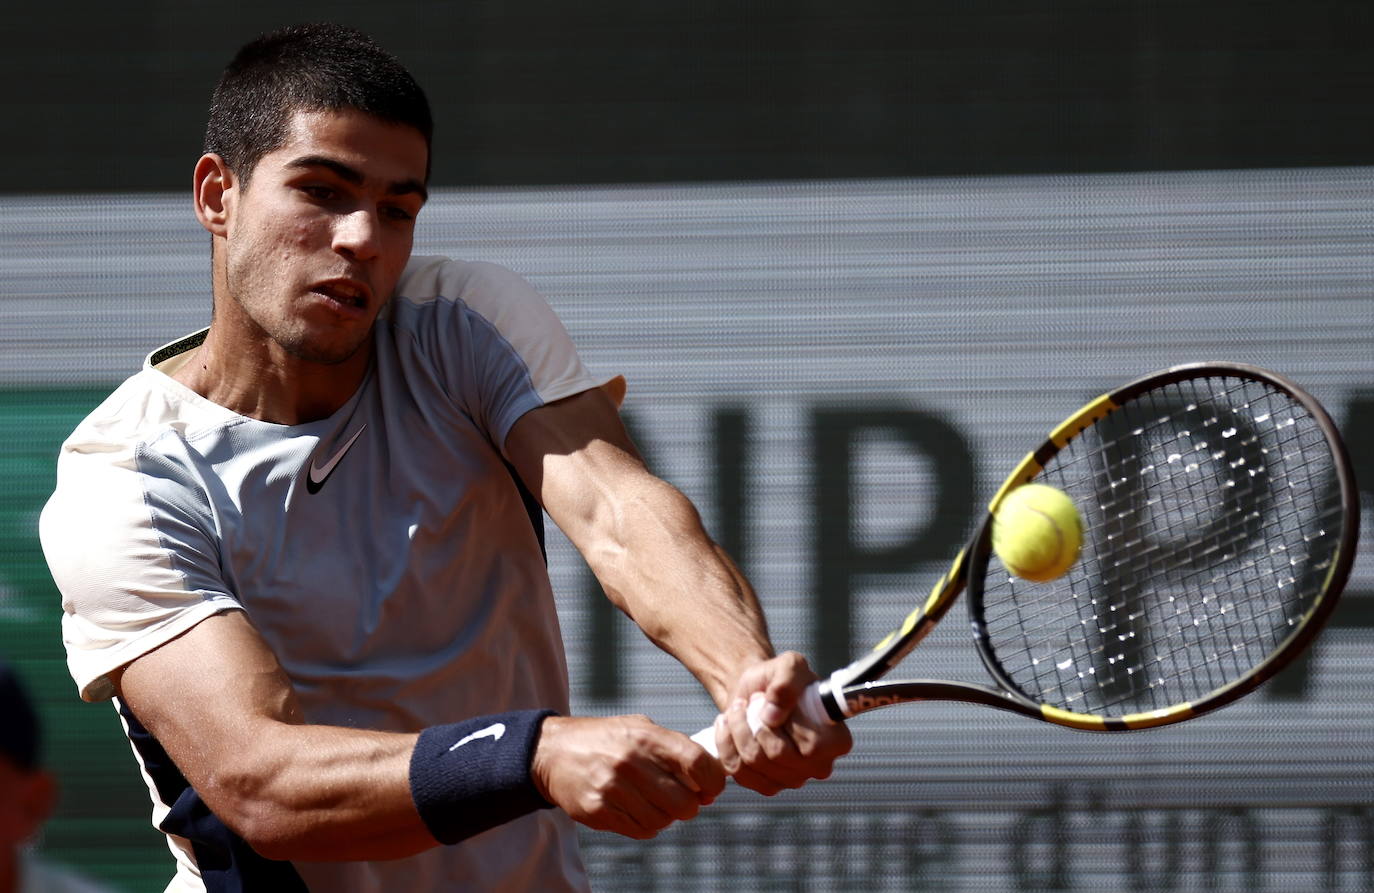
[449,723,507,751]
[305,424,367,494]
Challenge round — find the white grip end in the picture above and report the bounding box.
[689,681,832,757]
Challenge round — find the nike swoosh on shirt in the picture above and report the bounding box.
[449,723,507,751]
[305,424,367,494]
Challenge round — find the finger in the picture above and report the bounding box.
[632,763,707,822]
[723,697,757,769]
[758,653,817,728]
[733,692,805,765]
[729,652,814,730]
[569,781,664,839]
[723,697,806,793]
[597,748,684,835]
[791,713,854,767]
[710,713,736,769]
[600,774,699,835]
[648,728,727,807]
[680,733,728,803]
[603,797,671,840]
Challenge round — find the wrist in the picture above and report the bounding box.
[408,709,556,845]
[712,650,776,707]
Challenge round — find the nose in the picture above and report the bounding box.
[332,208,381,261]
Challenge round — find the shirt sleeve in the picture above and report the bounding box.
[393,257,623,453]
[40,427,241,702]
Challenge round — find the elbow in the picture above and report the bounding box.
[240,822,302,863]
[196,766,426,863]
[198,764,304,861]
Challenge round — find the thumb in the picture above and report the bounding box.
[757,658,810,728]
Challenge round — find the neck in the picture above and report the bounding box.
[168,326,371,425]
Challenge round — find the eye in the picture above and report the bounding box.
[382,205,417,223]
[300,185,336,201]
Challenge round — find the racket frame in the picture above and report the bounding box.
[814,362,1359,731]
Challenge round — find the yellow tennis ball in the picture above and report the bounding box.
[992,483,1083,582]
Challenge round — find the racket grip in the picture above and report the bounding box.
[689,681,832,758]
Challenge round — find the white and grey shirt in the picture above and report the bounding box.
[42,256,611,892]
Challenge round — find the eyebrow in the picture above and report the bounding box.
[285,155,429,203]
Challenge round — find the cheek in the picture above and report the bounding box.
[284,216,329,251]
[240,199,324,251]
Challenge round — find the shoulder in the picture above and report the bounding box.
[46,369,227,522]
[380,255,614,427]
[42,372,239,700]
[58,366,236,463]
[42,369,229,623]
[394,255,528,302]
[391,256,563,338]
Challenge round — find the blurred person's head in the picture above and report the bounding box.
[0,661,56,890]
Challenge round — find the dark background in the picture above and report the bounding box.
[4,0,1371,193]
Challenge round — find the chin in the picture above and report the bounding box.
[281,332,371,366]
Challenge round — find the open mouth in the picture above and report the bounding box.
[313,281,369,310]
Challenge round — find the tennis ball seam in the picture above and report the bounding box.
[1003,504,1066,578]
[992,483,1083,583]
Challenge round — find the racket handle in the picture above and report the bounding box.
[689,681,832,757]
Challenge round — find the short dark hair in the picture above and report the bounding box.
[204,23,433,184]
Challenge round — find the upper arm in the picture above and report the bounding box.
[503,385,658,541]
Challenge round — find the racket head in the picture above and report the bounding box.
[966,362,1358,730]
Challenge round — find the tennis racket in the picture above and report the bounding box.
[691,362,1359,752]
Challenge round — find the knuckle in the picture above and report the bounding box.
[579,793,605,818]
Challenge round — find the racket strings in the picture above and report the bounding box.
[979,376,1343,717]
[1072,383,1331,708]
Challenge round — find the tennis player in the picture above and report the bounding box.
[38,22,849,893]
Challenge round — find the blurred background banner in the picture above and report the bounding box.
[2,2,1371,890]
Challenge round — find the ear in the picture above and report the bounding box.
[193,153,236,237]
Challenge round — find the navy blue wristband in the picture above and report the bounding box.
[409,709,557,845]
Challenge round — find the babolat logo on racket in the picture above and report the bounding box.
[850,693,904,712]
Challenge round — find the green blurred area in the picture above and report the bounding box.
[0,388,170,891]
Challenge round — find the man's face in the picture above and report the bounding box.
[220,107,429,365]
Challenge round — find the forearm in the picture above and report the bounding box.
[507,389,851,795]
[202,720,427,861]
[505,389,775,706]
[582,475,774,707]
